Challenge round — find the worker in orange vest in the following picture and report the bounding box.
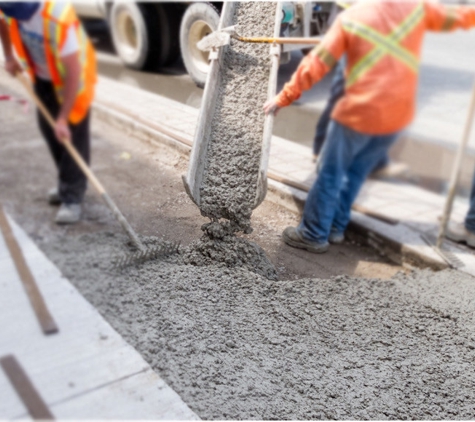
[0,2,97,224]
[264,0,475,254]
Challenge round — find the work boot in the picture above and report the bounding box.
[329,229,345,244]
[445,221,475,248]
[282,226,329,254]
[48,188,61,206]
[55,203,81,225]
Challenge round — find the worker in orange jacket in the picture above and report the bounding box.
[0,2,96,224]
[264,0,475,254]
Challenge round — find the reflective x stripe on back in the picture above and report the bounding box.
[342,3,424,87]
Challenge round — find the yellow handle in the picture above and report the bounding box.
[16,73,105,195]
[236,36,322,45]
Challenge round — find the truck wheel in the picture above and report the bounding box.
[109,2,171,70]
[180,3,220,88]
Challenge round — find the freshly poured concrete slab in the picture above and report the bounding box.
[0,211,199,420]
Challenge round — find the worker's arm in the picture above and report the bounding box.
[54,50,81,143]
[424,2,475,31]
[0,18,22,76]
[264,16,346,116]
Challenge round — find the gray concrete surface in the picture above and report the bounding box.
[40,230,475,420]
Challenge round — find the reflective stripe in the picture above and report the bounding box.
[43,2,89,100]
[76,26,88,94]
[441,6,458,31]
[311,45,337,69]
[346,3,424,87]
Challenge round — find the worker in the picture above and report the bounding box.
[446,172,475,248]
[313,2,408,178]
[0,2,97,224]
[313,54,409,178]
[264,0,475,254]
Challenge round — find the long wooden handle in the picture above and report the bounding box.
[16,73,105,195]
[16,73,145,251]
[236,36,321,45]
[436,79,475,248]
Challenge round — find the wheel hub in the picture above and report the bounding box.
[188,20,213,73]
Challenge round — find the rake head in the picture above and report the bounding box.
[113,242,180,269]
[197,25,240,51]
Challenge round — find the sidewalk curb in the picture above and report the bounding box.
[92,98,447,272]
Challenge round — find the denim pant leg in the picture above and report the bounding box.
[313,58,346,156]
[332,132,400,234]
[299,121,361,243]
[465,168,475,233]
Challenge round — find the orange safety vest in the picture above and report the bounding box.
[4,2,97,124]
[276,1,475,135]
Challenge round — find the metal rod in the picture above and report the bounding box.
[436,79,475,248]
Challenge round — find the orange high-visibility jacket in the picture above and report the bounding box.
[2,2,97,124]
[276,1,475,135]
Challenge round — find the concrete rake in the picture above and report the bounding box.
[197,24,322,52]
[420,77,475,269]
[17,73,177,267]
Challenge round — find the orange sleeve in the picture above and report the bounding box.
[275,16,347,108]
[424,2,475,32]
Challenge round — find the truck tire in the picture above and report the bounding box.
[180,3,220,88]
[109,2,176,70]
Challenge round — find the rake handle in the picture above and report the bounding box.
[16,72,145,252]
[236,36,322,45]
[16,74,105,192]
[436,79,475,248]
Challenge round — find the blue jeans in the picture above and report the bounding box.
[465,170,475,232]
[299,121,400,244]
[313,59,346,156]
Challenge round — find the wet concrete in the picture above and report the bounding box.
[199,2,276,232]
[49,248,475,420]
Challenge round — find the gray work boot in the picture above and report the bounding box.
[446,221,475,248]
[48,188,61,206]
[329,230,345,244]
[282,226,329,254]
[55,203,81,225]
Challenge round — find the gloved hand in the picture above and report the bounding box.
[263,98,281,116]
[5,56,22,76]
[54,116,71,144]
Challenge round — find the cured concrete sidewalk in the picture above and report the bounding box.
[0,210,199,420]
